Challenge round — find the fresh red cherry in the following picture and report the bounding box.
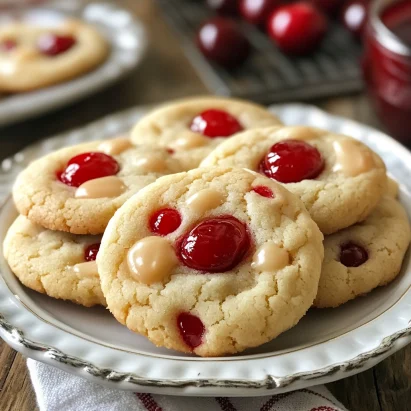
[206,0,238,16]
[309,0,345,16]
[178,216,251,272]
[240,0,281,26]
[177,312,205,349]
[190,109,243,138]
[0,39,17,51]
[341,0,369,40]
[58,152,120,187]
[339,242,368,267]
[84,243,101,262]
[267,2,328,55]
[196,17,250,68]
[37,33,76,56]
[252,186,274,198]
[260,139,324,183]
[149,208,182,236]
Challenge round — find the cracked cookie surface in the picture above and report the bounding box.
[201,126,387,234]
[3,215,105,307]
[0,19,108,92]
[130,97,283,170]
[13,139,185,234]
[314,189,410,308]
[97,167,324,356]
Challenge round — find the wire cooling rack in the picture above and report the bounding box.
[156,0,364,103]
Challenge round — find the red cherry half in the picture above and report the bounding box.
[0,39,17,51]
[190,109,243,138]
[240,0,281,26]
[267,2,328,55]
[260,139,324,183]
[85,243,101,262]
[178,216,251,273]
[196,17,250,68]
[149,208,182,236]
[177,312,205,349]
[339,242,368,267]
[252,186,274,198]
[38,33,76,56]
[58,152,120,187]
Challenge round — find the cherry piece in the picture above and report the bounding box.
[166,148,175,154]
[267,2,328,55]
[84,243,101,262]
[240,0,281,26]
[177,312,205,349]
[196,17,250,68]
[309,0,344,16]
[190,109,243,138]
[37,33,76,56]
[149,208,182,236]
[206,0,238,16]
[0,39,17,51]
[339,242,368,267]
[58,152,120,187]
[261,139,324,183]
[252,186,274,198]
[178,216,251,272]
[341,0,369,40]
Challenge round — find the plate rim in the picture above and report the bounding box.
[1,103,411,395]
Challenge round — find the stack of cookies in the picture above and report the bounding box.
[4,97,410,357]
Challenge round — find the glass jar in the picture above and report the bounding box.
[363,0,411,142]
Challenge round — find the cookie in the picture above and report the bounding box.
[0,18,108,92]
[97,167,324,356]
[314,193,410,308]
[201,126,387,234]
[13,137,185,234]
[130,96,283,170]
[3,215,105,307]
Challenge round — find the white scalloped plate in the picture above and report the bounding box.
[0,104,411,396]
[0,1,147,126]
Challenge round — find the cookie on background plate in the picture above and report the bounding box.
[97,167,324,356]
[3,215,105,307]
[314,180,411,308]
[0,19,109,92]
[130,96,283,170]
[201,126,387,234]
[13,137,185,234]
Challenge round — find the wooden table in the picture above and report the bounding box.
[1,1,410,410]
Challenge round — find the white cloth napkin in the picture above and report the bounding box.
[28,359,348,411]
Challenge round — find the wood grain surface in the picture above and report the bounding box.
[1,1,410,410]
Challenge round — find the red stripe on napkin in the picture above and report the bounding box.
[136,393,163,411]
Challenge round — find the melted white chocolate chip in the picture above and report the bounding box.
[186,189,225,214]
[252,242,289,272]
[98,137,132,155]
[127,236,177,284]
[174,133,207,149]
[134,154,167,173]
[75,176,125,199]
[69,261,98,277]
[333,140,375,177]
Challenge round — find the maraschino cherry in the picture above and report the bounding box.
[38,33,76,56]
[252,186,274,198]
[239,0,281,26]
[196,17,250,67]
[260,139,324,183]
[178,216,251,272]
[0,39,17,51]
[206,0,238,16]
[341,0,369,40]
[267,2,328,55]
[58,152,120,187]
[190,109,243,137]
[149,208,182,236]
[84,243,101,262]
[177,312,205,349]
[339,242,368,267]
